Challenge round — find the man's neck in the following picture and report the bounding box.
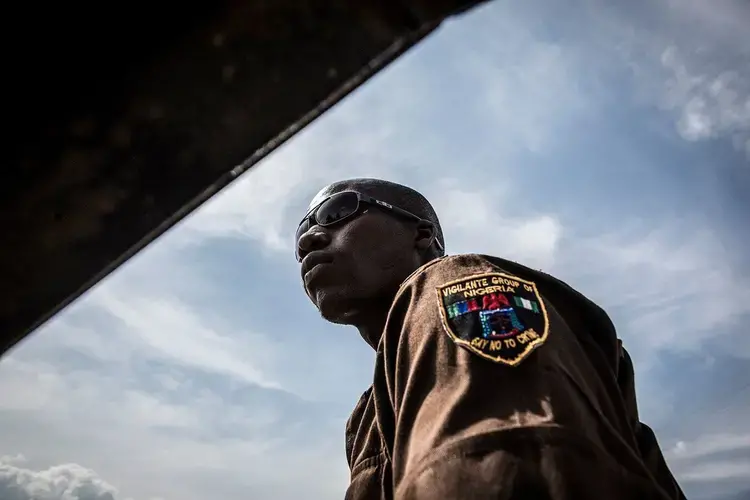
[351,268,425,350]
[357,323,385,350]
[353,298,392,350]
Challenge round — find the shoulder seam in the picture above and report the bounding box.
[397,255,450,292]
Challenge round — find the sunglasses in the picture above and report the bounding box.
[295,191,443,261]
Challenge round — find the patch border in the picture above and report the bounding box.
[435,271,549,366]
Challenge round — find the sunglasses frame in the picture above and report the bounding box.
[295,191,444,260]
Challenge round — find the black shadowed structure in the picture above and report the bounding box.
[1,0,489,356]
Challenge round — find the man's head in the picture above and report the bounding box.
[296,178,444,329]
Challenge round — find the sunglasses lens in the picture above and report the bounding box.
[315,192,359,226]
[294,192,360,260]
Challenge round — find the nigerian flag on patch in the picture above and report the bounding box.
[514,296,539,313]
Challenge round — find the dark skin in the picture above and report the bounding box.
[297,182,437,348]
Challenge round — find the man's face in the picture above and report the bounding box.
[297,185,418,324]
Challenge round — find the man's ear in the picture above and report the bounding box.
[414,220,436,252]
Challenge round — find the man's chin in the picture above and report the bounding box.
[314,289,358,325]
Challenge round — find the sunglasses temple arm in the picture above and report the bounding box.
[390,207,443,251]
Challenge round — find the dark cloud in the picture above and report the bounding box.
[0,456,120,500]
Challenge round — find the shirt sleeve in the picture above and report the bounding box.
[372,255,676,500]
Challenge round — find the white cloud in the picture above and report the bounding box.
[0,456,120,500]
[679,460,750,483]
[666,432,750,485]
[668,433,750,462]
[567,0,750,158]
[553,221,750,360]
[90,289,281,390]
[0,358,67,412]
[20,235,286,394]
[660,46,750,157]
[0,357,347,500]
[176,147,322,252]
[660,415,750,494]
[437,182,563,269]
[463,36,592,155]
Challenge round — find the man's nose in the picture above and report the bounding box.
[297,226,332,259]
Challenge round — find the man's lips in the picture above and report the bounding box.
[301,252,334,283]
[303,262,332,286]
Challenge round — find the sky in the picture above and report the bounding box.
[1,0,749,499]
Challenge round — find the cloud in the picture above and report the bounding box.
[660,0,750,50]
[2,2,748,500]
[552,221,750,362]
[436,181,563,269]
[90,289,281,390]
[22,233,289,395]
[0,356,347,500]
[457,29,593,155]
[681,459,750,483]
[663,431,750,499]
[611,0,750,157]
[0,455,120,500]
[668,433,750,462]
[659,46,750,157]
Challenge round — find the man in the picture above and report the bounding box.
[296,178,686,500]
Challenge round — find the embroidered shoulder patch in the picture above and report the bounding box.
[436,272,549,366]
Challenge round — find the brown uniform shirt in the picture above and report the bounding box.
[344,254,686,500]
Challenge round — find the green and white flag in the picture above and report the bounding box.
[514,296,539,313]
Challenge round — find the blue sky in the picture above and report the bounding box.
[1,1,749,499]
